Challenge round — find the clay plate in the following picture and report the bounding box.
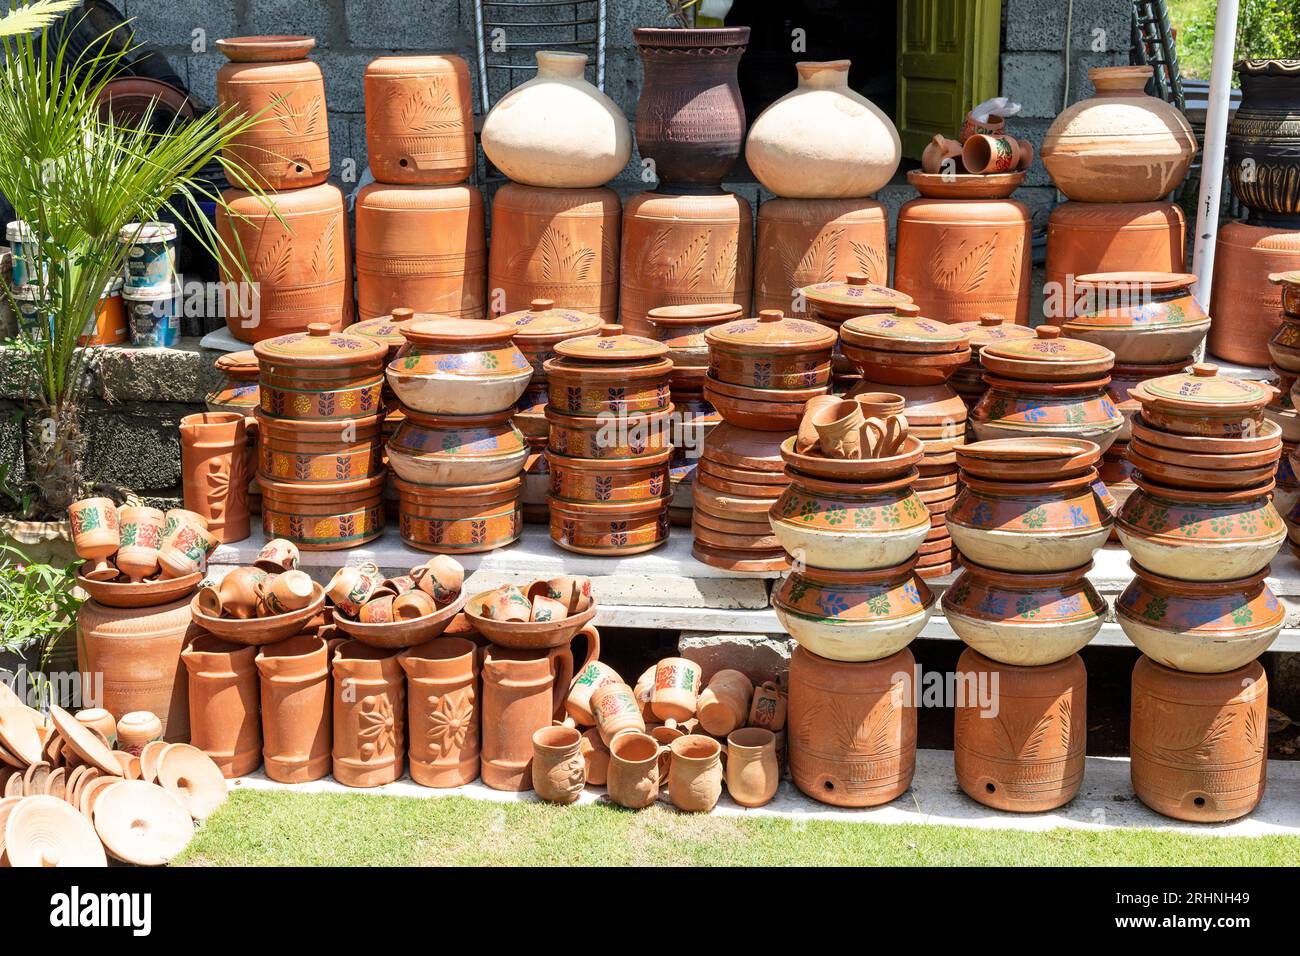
[94,780,195,866]
[216,35,316,62]
[1130,415,1282,455]
[4,794,106,867]
[156,744,227,820]
[907,169,1025,199]
[75,570,202,609]
[333,592,468,649]
[692,543,790,573]
[779,434,924,481]
[465,594,597,650]
[190,584,327,645]
[955,437,1101,481]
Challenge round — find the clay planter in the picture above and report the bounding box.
[395,476,521,553]
[388,318,531,415]
[543,325,673,415]
[972,375,1124,451]
[364,55,474,185]
[181,635,261,778]
[667,734,724,813]
[705,309,837,391]
[1129,363,1274,438]
[745,60,900,199]
[839,309,972,386]
[206,349,260,417]
[488,184,620,322]
[545,405,674,460]
[1130,656,1267,822]
[355,183,486,322]
[260,474,385,550]
[546,448,671,504]
[1227,60,1300,223]
[607,732,663,809]
[1211,223,1300,366]
[548,496,670,555]
[953,649,1086,813]
[254,634,331,783]
[941,561,1106,666]
[788,645,915,807]
[774,559,934,662]
[254,324,387,422]
[1063,272,1210,363]
[1040,65,1196,202]
[216,36,329,189]
[632,27,749,191]
[386,407,527,486]
[256,409,384,483]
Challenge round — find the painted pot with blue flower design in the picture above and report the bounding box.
[386,406,527,485]
[1063,272,1210,363]
[941,560,1106,666]
[388,317,532,414]
[773,558,934,662]
[971,374,1124,451]
[704,309,838,390]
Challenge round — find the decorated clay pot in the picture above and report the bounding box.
[113,506,171,584]
[396,476,521,553]
[973,365,1123,452]
[364,54,474,185]
[706,309,837,391]
[388,318,531,415]
[397,637,479,787]
[543,325,673,415]
[696,669,753,737]
[206,349,260,417]
[667,734,723,813]
[545,404,675,460]
[839,307,973,387]
[1271,271,1300,372]
[725,727,780,808]
[548,496,670,555]
[261,473,385,550]
[1227,59,1300,224]
[948,314,1037,405]
[181,634,261,778]
[255,634,330,783]
[386,407,527,486]
[1128,363,1274,438]
[255,323,387,422]
[69,497,120,581]
[547,448,671,504]
[256,410,384,484]
[331,641,405,788]
[1063,272,1210,363]
[1210,222,1300,366]
[504,299,604,381]
[1108,359,1190,442]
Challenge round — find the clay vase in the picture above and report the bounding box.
[747,60,900,199]
[1227,59,1300,224]
[620,190,752,337]
[1130,655,1267,822]
[354,183,486,321]
[116,711,163,755]
[181,634,261,778]
[254,634,331,783]
[1040,65,1197,202]
[216,36,329,190]
[218,184,348,343]
[606,731,663,810]
[68,497,120,581]
[179,411,249,544]
[115,505,165,582]
[1208,220,1300,366]
[530,724,586,803]
[364,54,474,185]
[696,669,753,737]
[332,641,406,788]
[482,51,631,188]
[76,596,192,741]
[667,734,723,813]
[633,26,750,191]
[397,638,479,787]
[953,648,1086,812]
[725,727,780,808]
[788,645,916,807]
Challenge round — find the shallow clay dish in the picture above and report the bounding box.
[955,437,1102,481]
[691,543,790,573]
[779,434,924,481]
[50,705,119,774]
[74,569,203,608]
[1130,415,1282,455]
[333,591,468,649]
[0,708,42,766]
[156,743,228,820]
[79,774,120,819]
[94,779,195,866]
[216,35,316,62]
[5,794,106,866]
[190,583,326,645]
[1125,446,1277,489]
[906,169,1025,200]
[465,593,597,650]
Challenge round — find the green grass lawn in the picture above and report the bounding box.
[174,789,1300,867]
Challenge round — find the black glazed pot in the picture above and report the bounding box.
[1228,59,1300,227]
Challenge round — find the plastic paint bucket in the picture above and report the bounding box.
[119,221,178,290]
[6,220,42,288]
[12,284,52,340]
[124,281,181,347]
[81,277,128,345]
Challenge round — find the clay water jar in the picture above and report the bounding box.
[531,724,586,803]
[953,648,1086,813]
[396,637,479,787]
[256,409,384,484]
[332,641,406,788]
[788,645,916,807]
[546,447,672,505]
[254,634,331,783]
[364,54,474,184]
[607,731,664,809]
[181,634,261,778]
[68,497,120,581]
[1064,272,1210,363]
[396,475,521,553]
[696,669,753,737]
[260,473,386,550]
[705,309,837,391]
[548,496,670,556]
[179,412,250,544]
[1130,656,1267,822]
[1211,223,1300,366]
[386,407,527,486]
[389,317,532,415]
[667,734,723,813]
[254,324,387,422]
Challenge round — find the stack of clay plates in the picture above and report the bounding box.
[692,422,790,572]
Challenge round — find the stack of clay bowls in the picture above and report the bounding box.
[941,438,1109,812]
[949,313,1036,411]
[1269,272,1300,528]
[800,273,915,389]
[543,324,674,555]
[691,423,792,572]
[388,317,532,552]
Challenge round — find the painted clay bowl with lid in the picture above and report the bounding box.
[548,496,670,555]
[396,476,521,553]
[191,582,326,645]
[1116,474,1284,581]
[839,307,972,387]
[256,409,384,483]
[1127,433,1281,486]
[941,560,1106,666]
[647,303,745,371]
[1107,358,1191,441]
[705,309,837,390]
[334,591,468,649]
[954,437,1101,482]
[206,350,260,417]
[779,434,924,482]
[386,406,527,485]
[260,472,386,550]
[906,169,1025,200]
[980,324,1115,382]
[1064,272,1209,363]
[254,323,387,422]
[546,404,674,460]
[544,325,673,416]
[1128,363,1275,438]
[547,448,672,504]
[1117,562,1283,673]
[773,559,934,662]
[388,317,532,414]
[800,273,914,325]
[971,374,1124,451]
[503,299,604,378]
[350,311,416,362]
[949,313,1037,403]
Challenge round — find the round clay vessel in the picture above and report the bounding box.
[667,734,723,813]
[259,474,385,550]
[1128,363,1274,438]
[388,318,531,415]
[364,54,474,185]
[725,727,780,808]
[953,436,1101,482]
[396,476,521,554]
[1211,222,1300,366]
[546,448,671,504]
[1063,271,1210,363]
[386,407,527,486]
[255,410,384,484]
[206,349,261,417]
[254,323,386,422]
[545,405,675,460]
[548,496,670,556]
[1108,358,1191,442]
[544,325,673,415]
[1227,59,1300,223]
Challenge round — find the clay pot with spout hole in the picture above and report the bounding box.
[364,54,474,185]
[181,635,261,778]
[255,634,331,783]
[398,637,479,787]
[332,641,406,788]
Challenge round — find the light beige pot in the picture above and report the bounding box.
[1116,527,1284,582]
[386,367,532,415]
[945,612,1101,667]
[946,524,1111,574]
[775,601,932,663]
[768,518,929,572]
[1119,616,1281,674]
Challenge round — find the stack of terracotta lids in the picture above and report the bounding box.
[800,273,915,388]
[949,313,1036,409]
[692,423,790,571]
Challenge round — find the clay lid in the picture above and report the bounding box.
[401,317,518,348]
[1270,270,1300,289]
[502,299,602,344]
[216,35,316,62]
[705,310,837,354]
[50,704,120,774]
[214,349,258,377]
[93,780,195,866]
[4,795,106,867]
[553,323,669,361]
[702,423,787,473]
[351,311,416,351]
[1130,363,1274,415]
[800,275,913,319]
[0,708,42,765]
[646,303,745,327]
[979,325,1114,380]
[156,743,228,820]
[254,323,386,367]
[951,313,1037,352]
[1076,271,1197,294]
[956,437,1101,481]
[840,306,970,354]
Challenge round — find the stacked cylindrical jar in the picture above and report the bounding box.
[205,349,261,515]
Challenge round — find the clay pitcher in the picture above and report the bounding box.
[181,634,262,778]
[397,637,480,787]
[667,734,723,813]
[254,633,330,783]
[179,412,250,544]
[332,641,406,788]
[696,669,754,737]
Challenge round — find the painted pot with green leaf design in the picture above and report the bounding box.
[941,560,1106,666]
[773,558,934,662]
[1063,272,1210,363]
[1118,562,1283,673]
[971,374,1124,451]
[386,406,527,485]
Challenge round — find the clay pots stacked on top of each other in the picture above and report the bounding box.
[347,308,418,519]
[948,313,1037,412]
[800,273,915,390]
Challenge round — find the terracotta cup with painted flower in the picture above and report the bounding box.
[254,537,299,573]
[590,682,646,746]
[327,562,383,618]
[650,657,703,722]
[483,585,532,622]
[69,496,121,580]
[115,505,166,582]
[158,518,219,579]
[412,555,464,605]
[359,594,396,624]
[566,659,624,725]
[530,594,569,623]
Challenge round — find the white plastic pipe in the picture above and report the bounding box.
[1190,0,1240,310]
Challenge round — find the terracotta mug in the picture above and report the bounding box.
[529,575,592,614]
[795,394,844,454]
[696,669,754,737]
[633,665,657,720]
[115,505,165,582]
[921,133,963,174]
[359,594,396,624]
[607,731,665,810]
[811,399,865,459]
[748,681,787,731]
[197,584,224,618]
[647,717,699,745]
[262,569,315,616]
[530,594,568,623]
[68,497,121,581]
[254,537,299,573]
[852,391,906,419]
[381,575,415,596]
[961,133,1027,174]
[327,562,383,618]
[590,682,646,747]
[650,657,703,722]
[531,724,586,804]
[216,566,269,620]
[725,727,780,808]
[162,508,208,537]
[482,585,532,622]
[411,555,464,605]
[157,519,219,579]
[667,734,723,813]
[566,659,624,726]
[580,728,610,786]
[393,591,436,620]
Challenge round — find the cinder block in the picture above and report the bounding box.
[312,50,374,114]
[247,0,336,47]
[80,399,200,493]
[123,0,238,50]
[1004,0,1130,54]
[679,631,793,685]
[344,0,465,50]
[96,338,217,404]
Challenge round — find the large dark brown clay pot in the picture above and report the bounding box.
[332,641,406,788]
[179,412,250,544]
[1227,60,1300,225]
[181,634,262,778]
[254,634,331,783]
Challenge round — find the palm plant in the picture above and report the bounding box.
[0,0,79,38]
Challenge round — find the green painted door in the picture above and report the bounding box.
[897,0,1002,159]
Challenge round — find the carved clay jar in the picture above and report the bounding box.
[355,184,486,322]
[255,323,386,422]
[1063,272,1210,363]
[482,51,631,188]
[1128,363,1274,438]
[218,184,347,343]
[216,36,329,190]
[181,635,261,778]
[633,26,749,191]
[941,561,1106,666]
[206,350,260,417]
[949,313,1037,405]
[260,473,386,550]
[839,307,972,387]
[254,634,331,783]
[1210,224,1300,366]
[705,309,837,391]
[331,641,405,788]
[1108,359,1190,442]
[543,324,673,415]
[1130,656,1267,822]
[503,299,603,436]
[386,407,527,486]
[1040,65,1197,202]
[773,558,934,662]
[179,411,250,543]
[1227,59,1300,224]
[1117,563,1283,673]
[787,645,916,807]
[396,476,522,553]
[364,54,474,185]
[667,734,724,813]
[549,496,670,555]
[953,648,1086,813]
[388,318,531,414]
[745,60,900,199]
[256,410,384,484]
[547,447,671,504]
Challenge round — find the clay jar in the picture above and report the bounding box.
[332,641,406,788]
[1210,223,1300,366]
[530,724,586,803]
[1128,363,1274,438]
[179,412,249,544]
[838,307,973,387]
[386,407,527,486]
[354,184,486,322]
[1064,272,1210,363]
[260,473,386,550]
[181,635,261,778]
[256,410,384,484]
[396,638,479,787]
[696,669,753,737]
[254,324,386,422]
[606,732,663,809]
[1227,59,1300,223]
[254,634,330,783]
[388,318,531,415]
[543,324,673,416]
[218,184,347,343]
[941,560,1106,666]
[953,649,1086,813]
[396,475,522,553]
[788,645,916,807]
[216,36,329,189]
[667,734,723,813]
[705,309,837,391]
[745,60,900,199]
[948,313,1037,406]
[364,55,474,185]
[1130,656,1267,822]
[206,349,260,417]
[1040,65,1197,202]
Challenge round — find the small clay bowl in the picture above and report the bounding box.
[190,584,327,646]
[778,434,924,481]
[691,543,790,573]
[955,437,1102,482]
[74,570,202,609]
[906,169,1025,200]
[465,593,597,650]
[332,591,468,649]
[1130,415,1282,455]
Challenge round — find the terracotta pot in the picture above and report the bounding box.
[389,318,531,415]
[114,505,165,583]
[693,669,752,738]
[620,190,753,338]
[1063,272,1209,363]
[839,308,973,386]
[255,323,386,421]
[941,560,1106,666]
[529,724,586,803]
[972,374,1124,451]
[116,711,163,755]
[216,36,329,190]
[260,473,385,550]
[545,404,674,460]
[387,407,527,486]
[1108,359,1190,442]
[590,682,645,746]
[396,475,521,553]
[745,60,899,199]
[801,273,915,325]
[723,726,779,807]
[705,309,837,393]
[1227,59,1300,223]
[219,185,347,343]
[953,648,1086,812]
[396,637,479,787]
[504,299,604,384]
[332,641,406,788]
[1209,221,1300,366]
[788,645,915,807]
[1041,66,1196,202]
[1130,656,1267,822]
[666,734,723,812]
[206,349,261,417]
[546,448,671,504]
[364,54,474,185]
[254,634,331,783]
[1125,440,1279,489]
[548,496,670,555]
[68,497,119,581]
[543,325,673,415]
[606,732,663,809]
[355,183,485,322]
[181,634,261,778]
[1129,363,1274,438]
[954,435,1101,481]
[255,409,384,484]
[179,412,249,544]
[633,27,749,191]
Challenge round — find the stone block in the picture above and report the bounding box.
[345,0,466,50]
[679,631,793,685]
[80,399,200,494]
[181,51,221,112]
[1003,0,1131,54]
[312,50,373,114]
[247,0,336,47]
[123,0,238,51]
[95,339,217,404]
